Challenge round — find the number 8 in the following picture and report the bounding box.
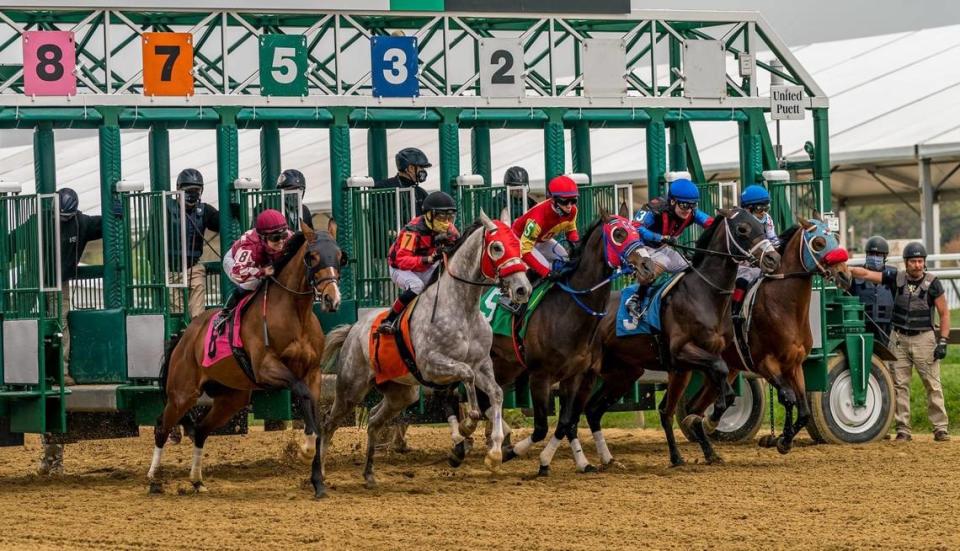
[382,47,408,85]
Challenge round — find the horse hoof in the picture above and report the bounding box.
[579,464,598,474]
[702,417,719,435]
[706,454,724,465]
[447,454,464,469]
[448,441,467,468]
[298,447,315,465]
[364,477,377,490]
[193,481,208,494]
[758,434,778,448]
[484,451,502,472]
[468,410,481,421]
[776,437,792,455]
[600,460,626,472]
[669,458,685,468]
[502,448,518,463]
[313,487,328,499]
[537,465,550,477]
[148,481,164,495]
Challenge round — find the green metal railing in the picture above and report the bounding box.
[0,194,61,320]
[121,191,170,315]
[233,188,303,232]
[769,180,824,230]
[350,187,416,308]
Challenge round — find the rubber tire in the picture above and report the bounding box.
[677,377,767,443]
[807,353,895,445]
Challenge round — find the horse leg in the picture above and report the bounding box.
[298,367,324,462]
[443,388,469,468]
[503,374,551,464]
[472,357,505,472]
[538,379,573,476]
[422,350,481,427]
[586,372,637,470]
[363,384,419,489]
[778,364,808,454]
[255,353,319,464]
[189,389,251,493]
[149,394,197,493]
[660,371,692,466]
[777,385,798,455]
[567,371,600,473]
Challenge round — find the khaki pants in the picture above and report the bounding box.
[890,330,949,435]
[60,281,72,374]
[170,264,208,320]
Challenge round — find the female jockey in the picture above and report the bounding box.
[733,185,781,307]
[377,191,460,334]
[625,178,713,318]
[215,209,292,327]
[511,175,580,280]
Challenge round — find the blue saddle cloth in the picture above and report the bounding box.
[616,273,682,336]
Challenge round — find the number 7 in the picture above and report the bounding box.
[154,45,180,82]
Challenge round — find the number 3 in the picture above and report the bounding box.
[382,47,408,85]
[271,47,298,84]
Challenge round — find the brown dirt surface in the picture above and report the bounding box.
[1,426,958,550]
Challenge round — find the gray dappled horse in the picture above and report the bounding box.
[311,212,530,498]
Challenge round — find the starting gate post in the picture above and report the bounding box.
[438,108,460,197]
[98,107,124,310]
[367,126,389,182]
[148,124,170,192]
[471,125,492,186]
[646,110,667,200]
[329,108,355,302]
[216,107,241,302]
[571,121,592,178]
[260,123,281,190]
[544,109,565,182]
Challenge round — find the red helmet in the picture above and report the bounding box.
[255,209,288,234]
[548,175,579,198]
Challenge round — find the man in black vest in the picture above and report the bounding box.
[374,147,431,216]
[168,168,220,319]
[253,168,315,230]
[851,235,896,349]
[851,241,951,442]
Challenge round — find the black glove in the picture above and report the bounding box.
[934,338,948,361]
[428,251,443,264]
[660,235,677,246]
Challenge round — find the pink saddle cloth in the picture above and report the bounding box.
[202,293,256,368]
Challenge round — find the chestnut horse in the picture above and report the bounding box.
[148,223,345,493]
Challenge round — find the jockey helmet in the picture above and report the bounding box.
[547,175,579,198]
[395,147,432,171]
[667,178,699,203]
[255,209,288,235]
[57,188,79,217]
[740,184,770,207]
[277,169,306,190]
[176,168,204,188]
[504,166,529,186]
[864,235,889,255]
[422,191,456,233]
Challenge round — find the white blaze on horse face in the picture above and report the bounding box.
[316,266,341,311]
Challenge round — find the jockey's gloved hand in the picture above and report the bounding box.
[660,235,677,246]
[428,251,443,264]
[934,338,948,361]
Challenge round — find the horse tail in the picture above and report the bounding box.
[320,324,352,374]
[159,331,184,405]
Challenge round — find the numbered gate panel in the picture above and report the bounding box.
[479,39,524,98]
[142,32,194,97]
[370,36,419,98]
[22,31,76,96]
[259,34,308,97]
[351,187,416,308]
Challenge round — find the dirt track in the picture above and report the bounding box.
[1,426,958,550]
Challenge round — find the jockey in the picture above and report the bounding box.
[625,178,713,319]
[215,209,292,328]
[511,174,580,280]
[733,185,781,307]
[377,191,460,335]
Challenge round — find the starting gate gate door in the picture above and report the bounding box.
[234,187,303,232]
[457,183,508,227]
[0,192,65,434]
[679,181,738,247]
[768,179,823,230]
[351,186,416,308]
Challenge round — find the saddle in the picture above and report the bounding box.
[203,292,260,385]
[731,278,764,371]
[368,298,450,389]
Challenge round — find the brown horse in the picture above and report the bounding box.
[449,215,653,475]
[680,218,851,454]
[148,223,345,493]
[578,208,781,468]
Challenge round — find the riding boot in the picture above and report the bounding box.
[732,277,749,316]
[625,289,645,321]
[214,287,249,334]
[378,289,417,335]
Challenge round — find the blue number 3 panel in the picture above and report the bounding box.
[370,36,419,98]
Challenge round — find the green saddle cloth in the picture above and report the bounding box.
[479,282,554,339]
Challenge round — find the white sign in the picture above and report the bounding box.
[770,85,805,120]
[479,39,524,98]
[823,213,840,233]
[683,40,726,99]
[582,39,626,97]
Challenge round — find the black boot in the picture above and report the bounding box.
[214,288,248,334]
[378,289,416,335]
[732,277,749,316]
[625,289,645,321]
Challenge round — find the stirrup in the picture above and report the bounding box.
[213,310,231,334]
[377,317,399,335]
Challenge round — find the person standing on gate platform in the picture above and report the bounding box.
[851,235,897,349]
[732,185,780,310]
[850,241,951,442]
[37,188,104,476]
[168,168,220,320]
[377,191,459,335]
[264,168,314,230]
[502,166,537,220]
[375,147,431,216]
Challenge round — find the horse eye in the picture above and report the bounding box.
[736,224,750,235]
[611,227,628,245]
[812,237,826,251]
[487,241,505,260]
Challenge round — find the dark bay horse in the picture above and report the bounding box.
[578,208,781,468]
[312,213,531,498]
[458,215,654,475]
[148,223,345,493]
[680,218,851,454]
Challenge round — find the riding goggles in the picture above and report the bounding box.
[676,201,697,210]
[555,197,578,206]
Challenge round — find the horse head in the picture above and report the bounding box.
[479,210,531,304]
[301,221,346,312]
[598,212,656,285]
[796,216,851,290]
[717,207,781,274]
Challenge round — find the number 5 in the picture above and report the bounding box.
[382,47,408,85]
[271,47,298,84]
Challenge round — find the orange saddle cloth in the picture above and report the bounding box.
[368,304,417,385]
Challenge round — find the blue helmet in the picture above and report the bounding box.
[740,185,770,207]
[668,179,700,202]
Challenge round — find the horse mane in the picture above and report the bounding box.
[563,217,604,274]
[690,212,725,265]
[273,232,306,273]
[776,225,801,255]
[445,220,484,260]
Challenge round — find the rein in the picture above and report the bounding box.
[556,268,631,318]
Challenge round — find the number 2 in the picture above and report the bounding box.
[271,47,298,84]
[154,45,180,82]
[490,50,515,84]
[383,47,408,85]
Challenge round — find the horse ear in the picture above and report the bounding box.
[327,217,338,240]
[479,209,497,231]
[301,221,316,242]
[716,208,730,218]
[599,208,612,223]
[811,210,823,222]
[797,215,813,229]
[618,201,629,219]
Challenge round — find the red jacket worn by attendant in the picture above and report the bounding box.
[228,228,293,284]
[511,199,579,274]
[387,216,460,272]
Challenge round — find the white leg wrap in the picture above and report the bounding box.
[189,447,203,483]
[448,415,465,445]
[538,436,563,466]
[570,438,590,471]
[592,430,614,465]
[512,436,533,457]
[301,433,318,454]
[147,446,163,480]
